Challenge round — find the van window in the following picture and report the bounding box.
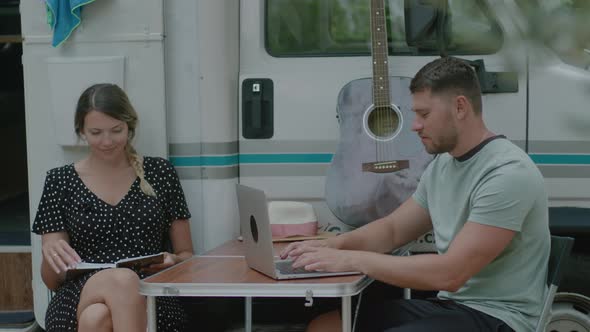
[265,0,503,57]
[516,0,590,70]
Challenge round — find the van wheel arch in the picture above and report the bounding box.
[547,292,590,332]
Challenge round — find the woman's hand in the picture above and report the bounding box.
[140,219,194,275]
[141,252,177,274]
[42,237,81,274]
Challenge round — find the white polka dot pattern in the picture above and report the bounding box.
[32,157,191,331]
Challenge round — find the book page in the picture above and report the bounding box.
[65,253,165,279]
[65,262,116,280]
[73,262,116,270]
[116,253,165,269]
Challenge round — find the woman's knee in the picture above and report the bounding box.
[92,268,140,293]
[85,268,140,291]
[78,303,112,331]
[108,268,141,290]
[81,268,141,304]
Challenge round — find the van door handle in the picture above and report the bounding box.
[251,83,262,130]
[242,79,273,139]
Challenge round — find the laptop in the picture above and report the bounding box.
[236,184,360,280]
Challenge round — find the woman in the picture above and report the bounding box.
[32,83,194,331]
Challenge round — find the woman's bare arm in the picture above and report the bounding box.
[40,232,81,290]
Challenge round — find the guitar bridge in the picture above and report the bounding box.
[362,160,409,173]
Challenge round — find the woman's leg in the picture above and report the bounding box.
[78,303,112,332]
[306,310,341,332]
[77,268,146,332]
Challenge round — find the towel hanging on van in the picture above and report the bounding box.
[45,0,96,47]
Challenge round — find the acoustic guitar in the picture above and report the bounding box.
[325,0,433,228]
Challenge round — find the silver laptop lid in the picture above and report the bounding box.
[235,184,278,278]
[236,184,361,280]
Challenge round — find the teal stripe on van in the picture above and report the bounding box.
[170,155,239,167]
[529,154,590,165]
[170,153,333,166]
[239,153,333,164]
[170,153,590,167]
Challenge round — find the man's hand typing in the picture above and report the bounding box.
[279,239,329,260]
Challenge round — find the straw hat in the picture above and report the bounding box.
[268,201,318,238]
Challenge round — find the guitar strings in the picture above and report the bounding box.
[371,0,380,162]
[371,0,391,163]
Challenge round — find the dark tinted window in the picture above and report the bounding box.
[266,0,503,57]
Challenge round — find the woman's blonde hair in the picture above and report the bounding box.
[75,83,156,197]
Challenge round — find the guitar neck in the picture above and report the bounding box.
[370,0,390,108]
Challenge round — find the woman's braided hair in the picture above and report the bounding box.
[74,83,156,197]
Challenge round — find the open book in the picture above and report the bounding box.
[66,252,165,278]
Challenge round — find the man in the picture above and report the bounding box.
[281,57,550,332]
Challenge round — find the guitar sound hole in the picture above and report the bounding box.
[367,106,400,139]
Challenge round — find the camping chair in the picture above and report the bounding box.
[535,235,575,332]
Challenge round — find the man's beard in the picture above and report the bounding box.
[424,129,458,154]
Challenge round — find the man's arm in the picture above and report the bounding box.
[348,221,515,291]
[330,198,433,253]
[281,198,432,259]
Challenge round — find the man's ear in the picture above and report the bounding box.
[455,95,470,120]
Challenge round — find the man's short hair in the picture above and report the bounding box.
[410,57,483,113]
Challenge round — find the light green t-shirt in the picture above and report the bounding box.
[412,137,550,332]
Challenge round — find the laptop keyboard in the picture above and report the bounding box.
[275,260,316,275]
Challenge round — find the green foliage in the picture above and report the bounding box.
[330,0,370,44]
[519,0,590,69]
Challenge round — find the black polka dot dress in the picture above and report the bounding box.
[32,157,191,332]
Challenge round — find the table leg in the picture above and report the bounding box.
[342,296,352,332]
[245,296,252,332]
[147,296,157,332]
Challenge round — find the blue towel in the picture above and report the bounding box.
[45,0,96,47]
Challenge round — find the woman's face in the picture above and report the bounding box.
[81,110,129,161]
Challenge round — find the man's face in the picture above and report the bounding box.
[411,89,458,154]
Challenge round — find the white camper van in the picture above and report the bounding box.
[1,0,589,330]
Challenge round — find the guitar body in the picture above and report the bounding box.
[325,77,433,228]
